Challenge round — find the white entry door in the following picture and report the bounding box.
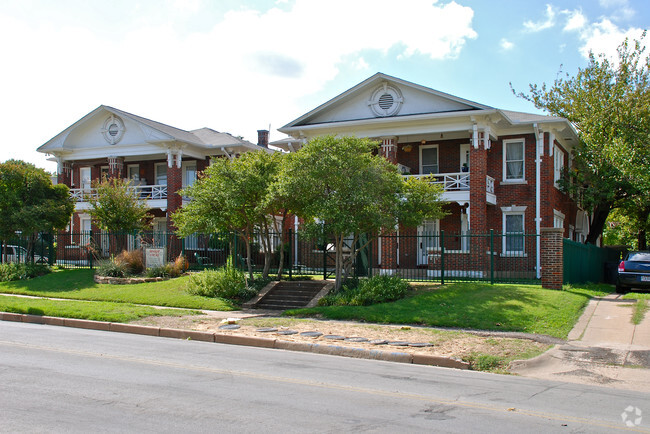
[461,213,469,252]
[417,220,439,265]
[154,219,167,247]
[80,167,91,191]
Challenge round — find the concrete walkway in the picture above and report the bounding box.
[511,294,650,392]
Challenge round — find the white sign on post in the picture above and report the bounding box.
[145,248,166,268]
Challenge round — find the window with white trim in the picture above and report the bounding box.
[127,164,140,182]
[503,139,525,181]
[554,145,565,188]
[502,206,526,255]
[155,163,167,186]
[420,145,439,175]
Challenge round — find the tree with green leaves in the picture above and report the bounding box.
[86,177,152,252]
[173,151,284,279]
[514,34,650,244]
[0,160,74,261]
[276,135,446,290]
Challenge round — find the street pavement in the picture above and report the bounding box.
[511,294,650,392]
[1,321,648,433]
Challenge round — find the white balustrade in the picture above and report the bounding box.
[403,172,470,191]
[70,184,168,202]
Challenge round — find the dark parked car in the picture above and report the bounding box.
[616,251,650,293]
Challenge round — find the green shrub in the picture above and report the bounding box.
[187,266,257,302]
[318,274,410,306]
[0,262,51,281]
[145,265,172,278]
[96,260,126,277]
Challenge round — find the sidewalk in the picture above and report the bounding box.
[510,294,650,392]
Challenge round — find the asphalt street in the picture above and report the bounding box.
[0,321,648,433]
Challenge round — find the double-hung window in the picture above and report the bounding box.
[155,163,167,186]
[503,139,525,181]
[502,206,526,256]
[420,145,439,175]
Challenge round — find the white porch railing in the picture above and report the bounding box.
[403,172,470,191]
[70,184,168,202]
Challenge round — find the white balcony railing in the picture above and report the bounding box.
[403,172,470,191]
[70,184,168,202]
[486,175,495,194]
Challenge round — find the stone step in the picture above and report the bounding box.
[250,280,331,310]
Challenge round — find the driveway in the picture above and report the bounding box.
[510,294,650,392]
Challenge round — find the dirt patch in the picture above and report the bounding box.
[132,314,550,370]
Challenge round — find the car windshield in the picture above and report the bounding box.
[628,252,650,261]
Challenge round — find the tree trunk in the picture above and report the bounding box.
[635,206,650,251]
[586,204,611,244]
[334,235,343,291]
[275,212,288,279]
[244,236,253,280]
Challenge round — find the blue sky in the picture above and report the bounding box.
[0,0,647,172]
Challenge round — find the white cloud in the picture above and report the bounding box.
[500,38,514,51]
[562,9,587,32]
[598,0,635,21]
[523,4,557,32]
[0,0,477,170]
[575,18,645,60]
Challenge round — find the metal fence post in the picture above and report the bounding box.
[48,233,54,266]
[440,230,445,285]
[88,230,94,270]
[288,229,292,279]
[490,229,494,284]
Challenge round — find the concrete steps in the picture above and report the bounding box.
[244,281,333,310]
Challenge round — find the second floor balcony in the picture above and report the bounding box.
[70,184,168,211]
[403,172,497,205]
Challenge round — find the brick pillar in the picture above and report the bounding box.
[57,161,72,187]
[380,137,397,163]
[380,234,397,274]
[167,152,183,260]
[541,227,564,289]
[380,137,398,273]
[107,156,124,179]
[469,132,488,276]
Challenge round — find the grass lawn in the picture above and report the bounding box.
[0,294,197,322]
[623,291,650,300]
[285,282,612,339]
[0,269,235,311]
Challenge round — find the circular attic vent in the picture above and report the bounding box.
[102,115,125,145]
[369,83,404,117]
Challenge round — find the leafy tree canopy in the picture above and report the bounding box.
[0,159,74,238]
[86,177,151,233]
[514,34,650,244]
[276,135,446,289]
[173,151,284,278]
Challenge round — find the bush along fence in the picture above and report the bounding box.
[1,227,616,288]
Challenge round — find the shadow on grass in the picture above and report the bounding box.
[0,269,97,293]
[288,282,603,338]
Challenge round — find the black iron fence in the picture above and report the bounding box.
[1,230,541,284]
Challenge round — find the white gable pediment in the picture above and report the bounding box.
[62,110,173,151]
[282,73,492,129]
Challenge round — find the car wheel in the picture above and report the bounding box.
[615,284,629,294]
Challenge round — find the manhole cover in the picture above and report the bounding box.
[277,330,298,335]
[218,324,240,330]
[300,331,323,337]
[409,343,433,347]
[388,341,409,346]
[370,339,388,345]
[324,335,345,340]
[345,337,369,343]
[256,327,278,333]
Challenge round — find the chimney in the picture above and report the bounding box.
[257,130,269,148]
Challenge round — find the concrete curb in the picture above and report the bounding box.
[0,312,470,370]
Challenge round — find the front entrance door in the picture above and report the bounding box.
[417,220,439,266]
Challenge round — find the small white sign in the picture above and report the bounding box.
[146,248,166,268]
